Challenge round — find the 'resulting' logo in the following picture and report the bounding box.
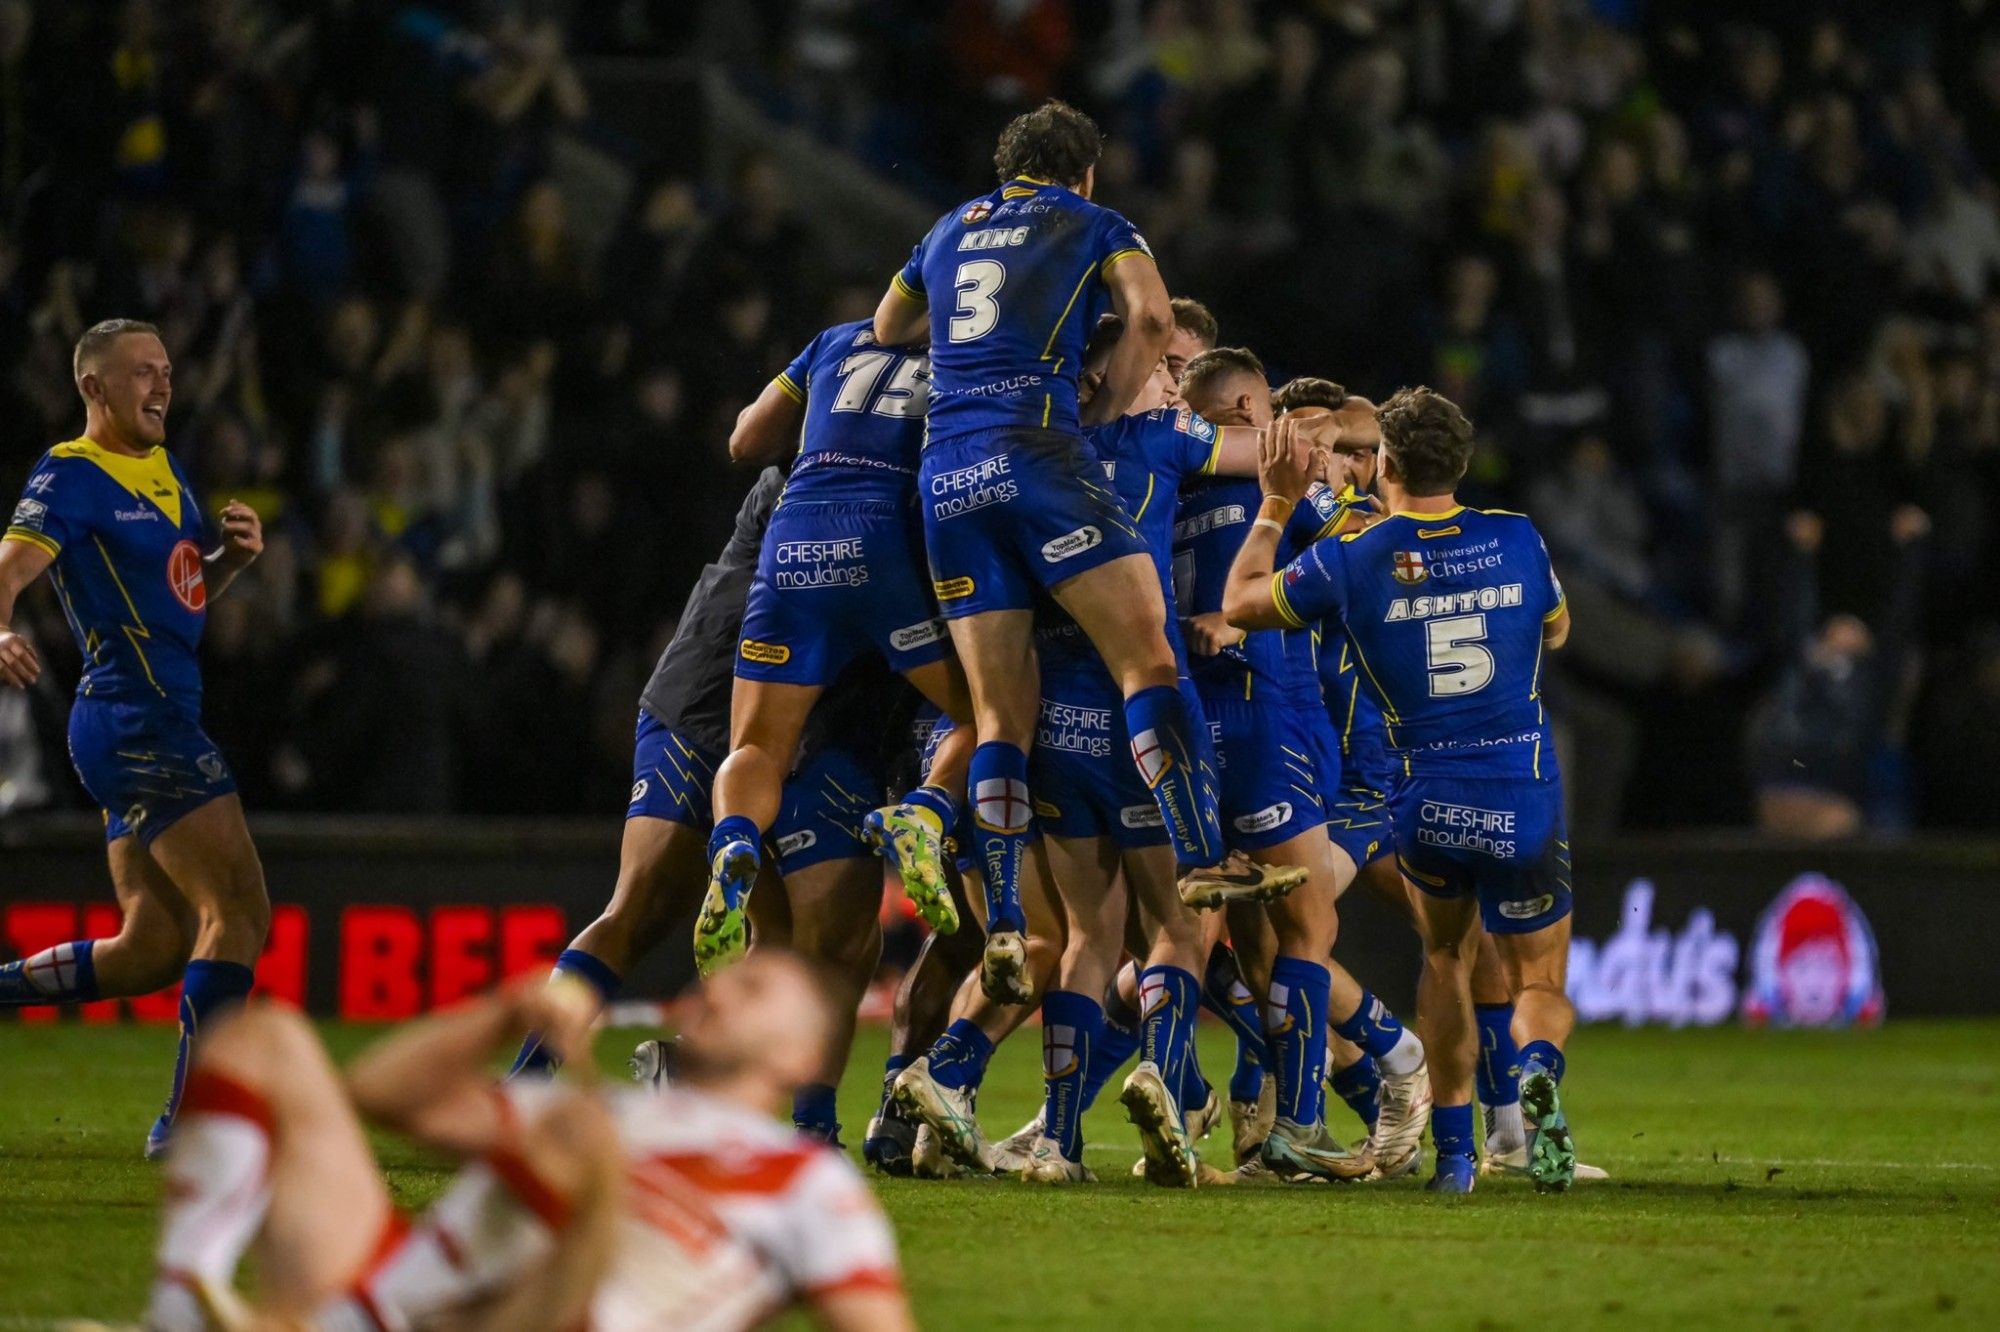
[168,541,206,612]
[1740,873,1884,1028]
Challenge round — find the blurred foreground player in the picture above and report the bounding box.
[0,320,270,1159]
[1225,386,1579,1194]
[147,951,910,1332]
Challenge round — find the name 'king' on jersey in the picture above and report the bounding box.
[896,177,1151,448]
[1272,505,1566,779]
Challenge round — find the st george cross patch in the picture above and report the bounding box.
[1392,550,1428,585]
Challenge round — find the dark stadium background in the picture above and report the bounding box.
[3,0,1999,1014]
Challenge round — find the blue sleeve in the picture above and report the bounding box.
[1168,408,1219,480]
[776,330,823,404]
[1272,538,1343,629]
[1532,527,1566,619]
[1096,206,1152,276]
[4,459,78,558]
[893,232,927,300]
[1285,485,1344,554]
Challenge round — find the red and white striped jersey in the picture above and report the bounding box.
[322,1084,901,1332]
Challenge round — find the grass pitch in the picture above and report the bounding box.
[2,1019,1996,1329]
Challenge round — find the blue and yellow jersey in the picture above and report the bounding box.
[897,178,1149,446]
[1317,632,1395,794]
[1173,477,1350,707]
[774,320,931,505]
[1034,405,1214,672]
[1272,506,1566,777]
[4,438,211,710]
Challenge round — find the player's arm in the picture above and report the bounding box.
[1207,412,1341,478]
[203,500,263,599]
[1222,417,1325,631]
[0,536,53,687]
[1543,601,1571,650]
[812,1287,917,1332]
[345,975,597,1157]
[874,242,930,347]
[731,376,808,465]
[1084,252,1172,426]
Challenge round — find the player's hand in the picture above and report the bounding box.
[215,500,264,570]
[513,974,600,1075]
[1184,612,1244,657]
[1258,415,1315,505]
[1287,410,1343,459]
[0,628,40,688]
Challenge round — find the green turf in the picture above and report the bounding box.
[3,1020,1997,1329]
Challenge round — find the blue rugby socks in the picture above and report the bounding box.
[1265,956,1331,1128]
[0,939,99,1006]
[926,1018,995,1093]
[794,1082,840,1142]
[509,948,622,1078]
[1433,1101,1477,1165]
[153,960,255,1154]
[1520,1039,1566,1085]
[1124,685,1222,866]
[1041,990,1102,1161]
[1138,964,1205,1116]
[1330,1056,1383,1131]
[1332,988,1426,1076]
[969,742,1032,935]
[1078,988,1141,1112]
[1201,944,1269,1103]
[707,815,763,906]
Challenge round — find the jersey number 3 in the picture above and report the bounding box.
[949,260,1005,342]
[1425,614,1493,697]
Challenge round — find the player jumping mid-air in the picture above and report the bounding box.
[871,100,1297,1014]
[0,319,270,1159]
[1224,385,1579,1194]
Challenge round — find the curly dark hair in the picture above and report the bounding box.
[1271,376,1348,416]
[1377,386,1474,494]
[993,100,1102,186]
[1170,297,1218,349]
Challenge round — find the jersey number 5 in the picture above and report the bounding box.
[949,260,1006,342]
[1425,614,1493,697]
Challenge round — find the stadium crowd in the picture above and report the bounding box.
[3,0,2000,835]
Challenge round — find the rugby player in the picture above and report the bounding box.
[696,321,975,977]
[510,468,918,1146]
[0,319,270,1158]
[1224,385,1580,1194]
[146,952,912,1332]
[872,99,1295,1008]
[1175,350,1431,1181]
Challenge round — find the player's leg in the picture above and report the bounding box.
[866,656,974,934]
[1492,913,1579,1192]
[512,811,708,1076]
[940,606,1041,1000]
[139,795,272,1158]
[1022,832,1125,1184]
[865,870,983,1174]
[0,832,193,1007]
[1049,554,1231,875]
[146,1002,392,1329]
[893,849,1062,1173]
[699,678,824,974]
[1472,929,1527,1168]
[776,853,884,1144]
[1409,884,1483,1193]
[1119,841,1212,1186]
[1204,920,1278,1163]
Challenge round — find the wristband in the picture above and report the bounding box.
[1258,493,1292,520]
[1252,517,1286,537]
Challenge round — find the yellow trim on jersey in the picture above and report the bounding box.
[891,271,923,301]
[1100,247,1149,274]
[1269,571,1306,629]
[773,372,806,404]
[1200,433,1222,476]
[51,437,183,528]
[1391,505,1464,522]
[2,528,59,558]
[1041,395,1052,428]
[1133,472,1157,521]
[1001,186,1038,200]
[1041,262,1100,361]
[1342,631,1402,730]
[1542,596,1568,623]
[1010,176,1057,187]
[90,533,164,696]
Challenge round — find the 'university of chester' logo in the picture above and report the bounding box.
[168,541,206,612]
[1391,549,1428,586]
[962,200,992,224]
